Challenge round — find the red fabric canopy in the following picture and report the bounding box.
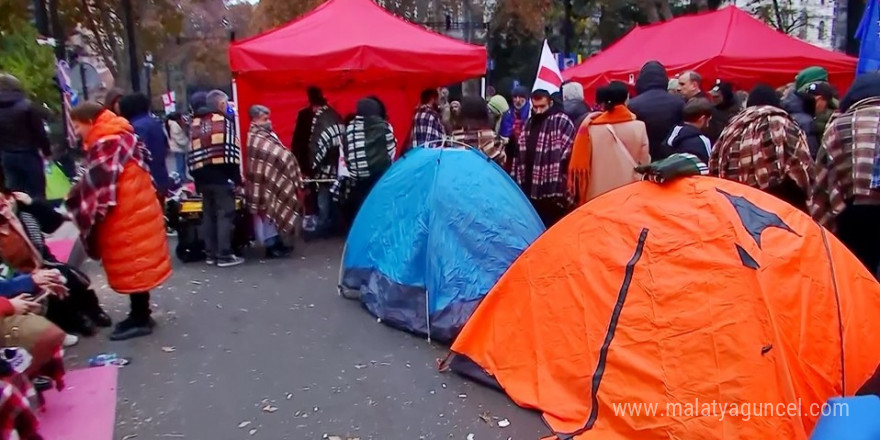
[563,6,856,98]
[229,0,486,154]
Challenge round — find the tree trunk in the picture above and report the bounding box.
[657,0,674,21]
[771,0,786,32]
[639,0,661,23]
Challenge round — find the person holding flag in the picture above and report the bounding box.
[510,40,576,227]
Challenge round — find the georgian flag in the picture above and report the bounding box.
[532,40,563,94]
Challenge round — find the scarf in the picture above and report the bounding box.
[567,105,634,206]
[636,153,709,184]
[245,123,303,234]
[65,111,153,257]
[709,105,814,196]
[344,116,394,179]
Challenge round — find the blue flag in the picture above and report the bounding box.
[857,0,880,75]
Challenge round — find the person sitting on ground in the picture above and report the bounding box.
[663,97,714,164]
[450,96,506,165]
[340,97,396,226]
[65,101,172,341]
[0,290,66,387]
[244,105,299,259]
[710,84,814,213]
[409,89,446,150]
[568,81,650,207]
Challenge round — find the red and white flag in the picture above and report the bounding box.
[532,40,563,94]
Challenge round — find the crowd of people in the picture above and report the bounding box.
[1,57,880,436]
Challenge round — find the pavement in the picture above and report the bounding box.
[65,237,549,440]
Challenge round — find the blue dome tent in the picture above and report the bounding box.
[340,147,545,343]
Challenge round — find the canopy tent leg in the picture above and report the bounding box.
[480,77,486,99]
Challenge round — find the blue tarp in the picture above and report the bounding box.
[810,395,880,439]
[341,148,545,342]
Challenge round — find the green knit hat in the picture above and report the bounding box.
[795,66,829,92]
[487,94,509,116]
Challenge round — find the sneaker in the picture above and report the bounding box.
[109,316,153,341]
[217,255,245,268]
[63,334,79,347]
[205,256,216,266]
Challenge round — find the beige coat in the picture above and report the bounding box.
[586,120,650,201]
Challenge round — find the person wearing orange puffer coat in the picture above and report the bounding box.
[65,102,172,341]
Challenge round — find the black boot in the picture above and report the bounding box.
[82,289,113,328]
[109,292,153,341]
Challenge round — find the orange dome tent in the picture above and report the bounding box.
[449,176,880,440]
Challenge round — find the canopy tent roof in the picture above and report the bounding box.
[229,0,487,86]
[563,6,857,95]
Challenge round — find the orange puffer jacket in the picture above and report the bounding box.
[96,162,172,293]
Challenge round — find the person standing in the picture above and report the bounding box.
[118,93,170,200]
[245,105,299,258]
[561,82,590,128]
[341,97,396,225]
[409,89,446,150]
[189,90,244,267]
[804,81,838,158]
[500,86,532,170]
[450,96,506,165]
[628,61,685,161]
[309,87,345,238]
[511,89,576,227]
[678,71,708,101]
[706,80,740,144]
[663,98,714,164]
[810,72,880,276]
[710,84,814,212]
[486,94,510,134]
[0,73,51,199]
[165,112,189,181]
[65,102,172,341]
[568,81,649,207]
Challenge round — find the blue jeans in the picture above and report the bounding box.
[172,152,188,181]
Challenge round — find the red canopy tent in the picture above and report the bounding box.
[228,0,486,154]
[563,6,856,98]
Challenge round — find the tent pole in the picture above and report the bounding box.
[426,291,431,343]
[481,77,486,99]
[232,77,243,175]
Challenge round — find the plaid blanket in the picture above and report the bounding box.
[245,123,303,235]
[0,376,41,440]
[344,116,395,180]
[709,105,814,195]
[65,131,152,257]
[450,128,506,165]
[636,153,709,184]
[189,112,240,171]
[410,105,446,149]
[810,97,880,227]
[311,107,345,181]
[512,111,576,200]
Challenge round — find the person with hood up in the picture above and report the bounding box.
[710,84,815,213]
[810,72,880,275]
[486,94,509,134]
[189,90,244,267]
[568,81,649,207]
[663,98,714,164]
[340,97,396,225]
[118,93,170,199]
[627,61,685,161]
[451,96,506,165]
[245,105,300,259]
[0,74,51,199]
[561,81,590,128]
[705,79,740,143]
[511,89,576,227]
[65,101,172,341]
[500,86,532,170]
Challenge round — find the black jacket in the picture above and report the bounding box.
[627,61,685,160]
[0,90,51,156]
[663,124,712,164]
[563,99,590,128]
[291,107,316,177]
[781,93,819,157]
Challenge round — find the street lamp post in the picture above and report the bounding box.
[144,52,154,102]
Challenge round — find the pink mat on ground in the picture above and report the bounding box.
[46,239,74,264]
[39,366,118,440]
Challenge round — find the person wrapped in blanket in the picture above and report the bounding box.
[450,96,507,166]
[334,97,396,228]
[0,190,112,337]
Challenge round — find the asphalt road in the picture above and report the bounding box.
[67,238,548,440]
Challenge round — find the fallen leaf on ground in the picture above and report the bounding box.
[478,412,494,427]
[262,404,278,413]
[238,421,251,428]
[466,434,475,440]
[458,393,467,398]
[498,419,510,428]
[249,428,258,435]
[190,281,202,285]
[161,347,176,353]
[286,393,293,400]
